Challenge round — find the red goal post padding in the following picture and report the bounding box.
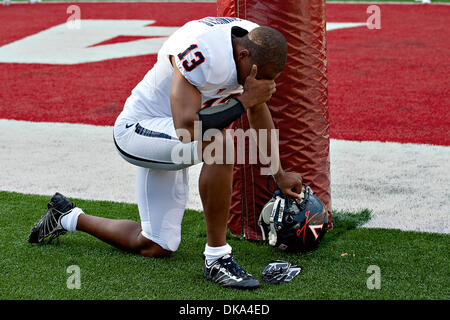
[217,0,332,239]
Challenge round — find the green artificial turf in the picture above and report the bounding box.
[0,191,448,300]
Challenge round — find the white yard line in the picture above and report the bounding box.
[0,119,448,234]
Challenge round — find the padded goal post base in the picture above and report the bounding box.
[218,0,332,240]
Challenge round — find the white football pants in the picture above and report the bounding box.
[113,116,199,251]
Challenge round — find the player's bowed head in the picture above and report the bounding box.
[232,26,288,85]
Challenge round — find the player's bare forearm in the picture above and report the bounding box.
[247,103,303,199]
[246,103,283,176]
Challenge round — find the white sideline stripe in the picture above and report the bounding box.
[0,119,448,234]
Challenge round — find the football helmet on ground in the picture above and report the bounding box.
[258,185,328,252]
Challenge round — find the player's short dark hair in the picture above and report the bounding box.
[243,26,287,74]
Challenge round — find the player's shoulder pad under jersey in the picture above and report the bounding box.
[201,18,259,85]
[174,40,210,88]
[174,18,259,88]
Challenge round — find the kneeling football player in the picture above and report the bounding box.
[29,17,303,290]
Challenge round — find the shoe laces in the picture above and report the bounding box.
[218,255,249,278]
[40,207,67,244]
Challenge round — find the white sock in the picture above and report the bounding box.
[60,207,84,232]
[204,243,232,266]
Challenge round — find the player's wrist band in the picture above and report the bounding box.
[197,98,245,134]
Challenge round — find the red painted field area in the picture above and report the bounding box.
[0,3,448,145]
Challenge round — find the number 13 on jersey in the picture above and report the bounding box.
[177,44,205,72]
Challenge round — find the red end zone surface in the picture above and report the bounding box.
[0,3,448,145]
[327,4,449,146]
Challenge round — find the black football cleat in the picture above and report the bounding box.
[204,255,260,290]
[28,192,76,244]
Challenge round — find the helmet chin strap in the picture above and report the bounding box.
[269,197,284,246]
[258,199,273,242]
[258,196,286,246]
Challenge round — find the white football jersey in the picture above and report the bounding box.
[118,17,259,122]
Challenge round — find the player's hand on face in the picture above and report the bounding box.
[274,171,303,200]
[239,65,276,109]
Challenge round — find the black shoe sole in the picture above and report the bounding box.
[205,277,260,290]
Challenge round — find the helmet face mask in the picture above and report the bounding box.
[258,185,328,253]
